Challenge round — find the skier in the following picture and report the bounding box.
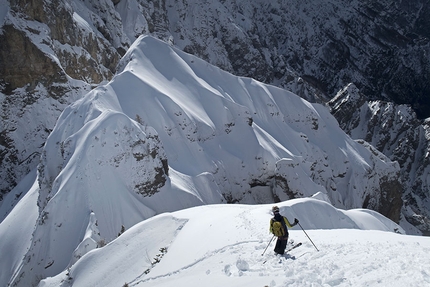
[269,205,299,255]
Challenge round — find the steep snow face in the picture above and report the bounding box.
[6,35,403,286]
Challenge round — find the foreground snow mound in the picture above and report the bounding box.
[5,36,402,286]
[39,199,430,287]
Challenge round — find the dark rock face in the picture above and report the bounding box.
[164,0,430,118]
[328,84,430,234]
[0,25,68,94]
[0,23,68,200]
[362,175,403,224]
[0,0,122,201]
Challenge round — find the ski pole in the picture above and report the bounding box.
[298,222,319,251]
[261,235,275,256]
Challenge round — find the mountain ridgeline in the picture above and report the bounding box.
[0,0,429,236]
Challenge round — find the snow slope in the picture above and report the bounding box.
[39,199,430,287]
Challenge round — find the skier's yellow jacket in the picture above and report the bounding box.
[269,215,293,238]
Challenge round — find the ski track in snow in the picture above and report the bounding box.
[129,239,262,286]
[130,209,264,285]
[134,237,430,287]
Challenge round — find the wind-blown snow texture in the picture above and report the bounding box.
[1,36,407,287]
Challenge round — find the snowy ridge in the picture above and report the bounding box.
[1,0,429,237]
[38,199,430,287]
[2,35,405,286]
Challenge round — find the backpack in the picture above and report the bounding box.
[271,218,285,237]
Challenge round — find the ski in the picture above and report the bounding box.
[286,242,302,253]
[262,242,302,264]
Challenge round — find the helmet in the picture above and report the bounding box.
[272,205,279,213]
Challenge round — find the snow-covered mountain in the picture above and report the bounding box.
[1,0,429,258]
[1,1,429,285]
[0,35,410,287]
[1,0,429,235]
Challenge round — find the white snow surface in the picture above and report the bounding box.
[38,199,430,287]
[1,35,411,286]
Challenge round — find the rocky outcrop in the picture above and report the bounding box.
[0,0,123,204]
[0,22,69,200]
[162,0,430,116]
[328,83,430,234]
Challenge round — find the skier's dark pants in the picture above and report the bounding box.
[274,236,288,255]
